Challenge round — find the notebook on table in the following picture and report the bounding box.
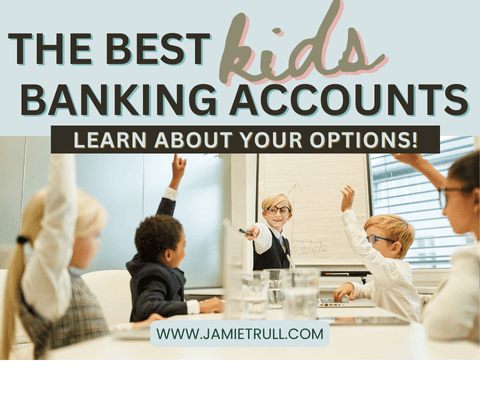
[318,316,410,325]
[114,325,151,340]
[114,312,225,340]
[317,298,376,308]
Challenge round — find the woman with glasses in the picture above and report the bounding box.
[393,151,479,343]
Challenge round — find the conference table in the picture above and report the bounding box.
[48,306,479,360]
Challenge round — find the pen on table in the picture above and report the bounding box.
[324,273,349,276]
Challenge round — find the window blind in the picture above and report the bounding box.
[369,137,476,269]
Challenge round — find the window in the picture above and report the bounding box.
[369,137,476,269]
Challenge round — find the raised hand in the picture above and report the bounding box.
[340,185,355,212]
[392,153,446,190]
[391,153,425,169]
[170,154,187,190]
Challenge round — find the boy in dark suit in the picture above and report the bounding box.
[244,194,295,271]
[127,154,223,321]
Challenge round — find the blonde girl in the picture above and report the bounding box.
[1,154,160,359]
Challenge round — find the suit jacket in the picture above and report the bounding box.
[127,197,189,321]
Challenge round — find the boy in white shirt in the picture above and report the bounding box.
[244,194,295,271]
[333,186,421,321]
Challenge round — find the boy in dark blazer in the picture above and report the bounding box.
[127,154,223,321]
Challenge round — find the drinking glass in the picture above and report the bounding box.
[283,268,319,320]
[241,271,268,320]
[265,269,285,309]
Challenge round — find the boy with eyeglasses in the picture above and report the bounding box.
[333,186,421,321]
[244,194,295,271]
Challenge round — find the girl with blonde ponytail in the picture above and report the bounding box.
[1,154,161,360]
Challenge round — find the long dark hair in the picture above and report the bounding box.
[448,150,479,188]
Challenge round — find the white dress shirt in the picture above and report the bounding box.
[341,210,421,321]
[423,243,479,342]
[253,222,287,255]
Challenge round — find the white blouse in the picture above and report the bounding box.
[423,243,479,342]
[21,154,77,320]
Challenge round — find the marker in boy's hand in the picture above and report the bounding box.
[170,154,187,191]
[199,297,224,313]
[244,225,259,241]
[340,185,355,212]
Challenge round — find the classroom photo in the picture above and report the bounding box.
[0,135,478,360]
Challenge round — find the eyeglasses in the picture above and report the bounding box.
[438,186,476,209]
[266,206,291,216]
[366,235,395,245]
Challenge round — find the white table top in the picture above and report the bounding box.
[47,307,480,360]
[184,288,224,296]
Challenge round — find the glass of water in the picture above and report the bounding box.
[283,268,319,320]
[265,269,285,309]
[241,271,268,320]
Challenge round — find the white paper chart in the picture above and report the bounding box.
[259,154,370,265]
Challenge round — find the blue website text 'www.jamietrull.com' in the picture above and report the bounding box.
[150,320,329,347]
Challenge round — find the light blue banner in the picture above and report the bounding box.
[1,0,479,137]
[150,320,330,347]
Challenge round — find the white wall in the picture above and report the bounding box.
[229,154,257,272]
[0,137,27,269]
[0,137,229,288]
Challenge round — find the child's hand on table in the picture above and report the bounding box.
[132,313,166,329]
[199,297,224,313]
[333,283,355,302]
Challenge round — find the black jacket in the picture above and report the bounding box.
[253,228,291,270]
[127,196,188,321]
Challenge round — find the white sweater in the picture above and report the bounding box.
[21,154,77,320]
[423,243,479,343]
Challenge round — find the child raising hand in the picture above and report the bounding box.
[333,184,421,321]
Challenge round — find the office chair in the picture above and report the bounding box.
[82,269,132,328]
